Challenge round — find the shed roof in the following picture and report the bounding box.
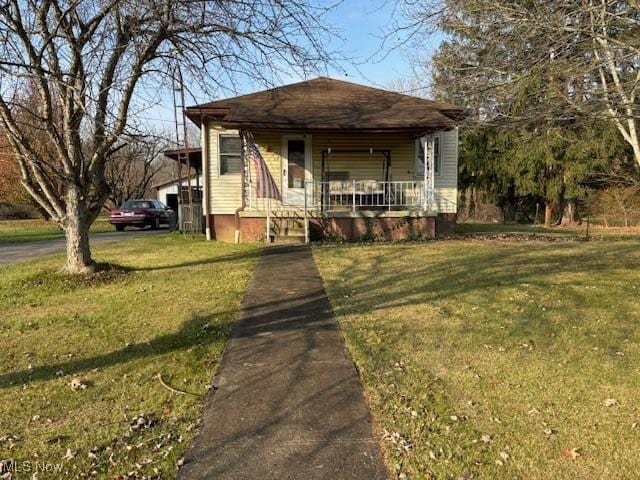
[185,77,465,133]
[163,147,202,173]
[152,173,200,190]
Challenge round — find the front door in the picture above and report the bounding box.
[281,135,312,206]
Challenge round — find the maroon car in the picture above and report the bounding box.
[109,199,172,231]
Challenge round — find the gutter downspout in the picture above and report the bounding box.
[202,115,212,241]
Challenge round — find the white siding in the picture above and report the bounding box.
[434,127,458,214]
[208,124,242,214]
[157,175,203,206]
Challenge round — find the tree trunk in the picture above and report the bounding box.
[544,203,554,227]
[560,199,582,225]
[62,189,96,274]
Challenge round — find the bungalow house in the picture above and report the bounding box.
[184,77,465,243]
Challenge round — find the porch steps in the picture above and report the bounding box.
[270,234,306,245]
[268,212,307,244]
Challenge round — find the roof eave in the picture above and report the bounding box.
[190,114,457,134]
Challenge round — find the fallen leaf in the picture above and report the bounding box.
[70,378,87,391]
[562,447,581,460]
[480,434,492,444]
[62,448,75,461]
[604,398,619,407]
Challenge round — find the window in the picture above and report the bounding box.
[122,200,153,209]
[219,134,242,175]
[415,135,442,177]
[327,171,349,181]
[287,139,306,188]
[433,135,441,175]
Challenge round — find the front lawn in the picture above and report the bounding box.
[0,235,259,478]
[456,222,640,238]
[0,218,113,244]
[315,240,640,480]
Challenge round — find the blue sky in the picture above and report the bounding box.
[323,0,414,86]
[136,1,441,131]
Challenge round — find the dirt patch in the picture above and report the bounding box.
[20,263,131,291]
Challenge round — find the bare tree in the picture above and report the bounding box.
[385,77,431,98]
[0,0,336,273]
[105,131,170,210]
[586,0,640,166]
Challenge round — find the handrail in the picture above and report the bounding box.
[246,179,450,213]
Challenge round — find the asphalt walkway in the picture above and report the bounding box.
[179,245,388,480]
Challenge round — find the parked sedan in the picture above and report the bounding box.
[109,200,173,231]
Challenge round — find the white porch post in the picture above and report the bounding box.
[266,197,271,244]
[304,181,309,244]
[352,179,356,212]
[422,136,429,211]
[423,136,435,211]
[201,119,211,240]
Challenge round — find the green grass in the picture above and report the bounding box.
[314,240,640,480]
[455,223,573,235]
[0,218,113,244]
[456,222,640,238]
[0,235,260,478]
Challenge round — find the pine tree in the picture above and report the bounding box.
[411,0,635,225]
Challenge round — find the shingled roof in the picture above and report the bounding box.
[185,77,465,133]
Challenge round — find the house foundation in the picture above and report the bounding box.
[207,211,456,243]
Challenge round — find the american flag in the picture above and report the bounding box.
[243,131,281,201]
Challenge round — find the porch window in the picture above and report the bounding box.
[219,134,242,175]
[415,135,442,177]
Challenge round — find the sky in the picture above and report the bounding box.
[135,0,442,133]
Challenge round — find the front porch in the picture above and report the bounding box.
[214,129,459,243]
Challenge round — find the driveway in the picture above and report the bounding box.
[0,229,167,266]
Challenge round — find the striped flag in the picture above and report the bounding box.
[243,131,281,201]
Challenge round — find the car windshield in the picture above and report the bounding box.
[121,200,153,209]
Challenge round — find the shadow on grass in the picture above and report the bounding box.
[316,240,640,346]
[2,248,260,300]
[0,313,234,390]
[132,248,261,272]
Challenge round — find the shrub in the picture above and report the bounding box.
[0,202,39,219]
[597,186,640,227]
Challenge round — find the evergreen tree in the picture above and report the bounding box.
[403,0,635,224]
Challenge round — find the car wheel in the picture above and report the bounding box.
[115,224,125,232]
[152,217,160,230]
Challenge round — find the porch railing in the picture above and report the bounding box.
[314,180,435,212]
[246,180,445,212]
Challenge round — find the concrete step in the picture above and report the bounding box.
[271,220,305,229]
[270,234,306,245]
[281,227,305,236]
